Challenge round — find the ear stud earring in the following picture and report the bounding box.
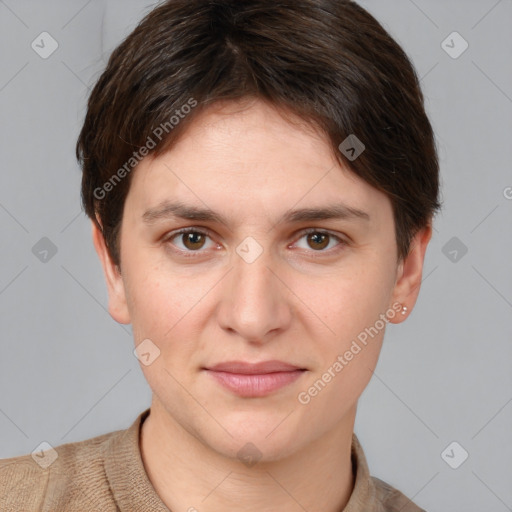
[401,305,408,315]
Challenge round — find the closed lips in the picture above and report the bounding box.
[204,360,306,374]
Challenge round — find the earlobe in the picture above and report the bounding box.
[388,224,433,324]
[91,219,131,325]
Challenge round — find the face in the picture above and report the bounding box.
[93,99,430,461]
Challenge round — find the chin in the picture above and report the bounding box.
[199,414,308,463]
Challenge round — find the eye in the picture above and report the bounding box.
[293,228,347,254]
[164,227,217,255]
[163,227,347,258]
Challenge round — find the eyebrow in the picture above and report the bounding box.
[142,200,371,227]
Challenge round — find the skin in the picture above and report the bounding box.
[92,98,432,512]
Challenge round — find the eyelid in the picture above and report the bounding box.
[291,228,348,256]
[296,227,348,244]
[162,226,218,255]
[163,226,348,257]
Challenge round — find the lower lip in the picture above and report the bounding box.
[204,369,305,397]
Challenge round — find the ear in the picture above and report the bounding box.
[388,224,433,324]
[91,218,131,325]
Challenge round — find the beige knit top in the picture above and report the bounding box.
[0,408,426,511]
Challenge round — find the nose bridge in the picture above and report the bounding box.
[219,239,290,340]
[233,247,274,300]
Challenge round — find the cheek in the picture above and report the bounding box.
[121,254,178,341]
[297,260,394,344]
[126,270,203,391]
[295,270,389,413]
[293,255,395,398]
[123,258,216,362]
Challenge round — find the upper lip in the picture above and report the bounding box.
[205,360,305,374]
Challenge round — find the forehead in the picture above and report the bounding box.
[124,99,392,227]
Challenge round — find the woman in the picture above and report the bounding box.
[0,0,440,510]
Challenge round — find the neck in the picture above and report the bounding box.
[140,397,356,512]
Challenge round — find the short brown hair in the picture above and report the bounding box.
[76,0,441,269]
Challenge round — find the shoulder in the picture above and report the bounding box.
[0,429,122,512]
[371,476,428,512]
[0,453,49,512]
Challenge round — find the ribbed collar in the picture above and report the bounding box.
[104,408,169,511]
[104,408,380,511]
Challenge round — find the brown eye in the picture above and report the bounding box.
[306,232,330,250]
[294,229,346,255]
[181,232,206,251]
[165,228,215,255]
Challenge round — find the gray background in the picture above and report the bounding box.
[0,0,511,510]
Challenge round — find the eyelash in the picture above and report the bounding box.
[162,227,348,259]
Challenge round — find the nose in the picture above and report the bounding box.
[216,246,292,344]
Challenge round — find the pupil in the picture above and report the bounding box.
[181,232,329,251]
[309,233,328,250]
[185,232,204,249]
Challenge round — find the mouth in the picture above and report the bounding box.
[202,360,307,398]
